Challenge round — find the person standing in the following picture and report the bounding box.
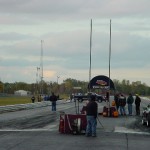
[118,94,126,116]
[127,93,134,116]
[135,94,141,116]
[37,95,42,102]
[31,95,35,103]
[114,93,119,111]
[85,95,98,137]
[49,92,57,111]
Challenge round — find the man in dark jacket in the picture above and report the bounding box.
[31,95,35,103]
[127,93,134,115]
[49,92,57,111]
[114,93,119,110]
[118,94,126,116]
[85,95,98,137]
[135,94,141,115]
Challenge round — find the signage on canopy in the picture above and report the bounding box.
[88,75,115,90]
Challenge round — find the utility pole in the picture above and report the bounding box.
[40,40,44,95]
[89,19,92,92]
[57,76,60,95]
[36,67,40,94]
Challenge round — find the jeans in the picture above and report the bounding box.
[135,105,140,115]
[52,101,56,111]
[86,116,97,136]
[119,106,126,115]
[128,104,132,115]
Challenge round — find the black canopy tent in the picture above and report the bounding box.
[88,75,115,91]
[88,75,116,117]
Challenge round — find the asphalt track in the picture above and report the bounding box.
[0,99,150,150]
[0,129,150,150]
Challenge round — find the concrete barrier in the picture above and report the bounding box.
[0,100,67,114]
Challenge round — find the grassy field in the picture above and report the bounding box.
[0,94,69,106]
[0,96,32,106]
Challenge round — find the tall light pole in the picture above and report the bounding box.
[40,40,44,95]
[57,76,60,94]
[108,19,111,117]
[109,19,111,92]
[89,19,92,92]
[36,67,40,94]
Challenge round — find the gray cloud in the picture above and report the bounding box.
[0,0,150,85]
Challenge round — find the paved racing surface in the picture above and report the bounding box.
[0,130,150,150]
[0,98,150,150]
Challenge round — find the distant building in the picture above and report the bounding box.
[14,90,31,96]
[132,81,141,86]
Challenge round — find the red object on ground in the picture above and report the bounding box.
[59,116,65,133]
[59,114,87,134]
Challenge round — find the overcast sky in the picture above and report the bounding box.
[0,0,150,86]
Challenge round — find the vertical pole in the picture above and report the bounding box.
[36,67,38,94]
[89,19,92,92]
[36,67,40,94]
[40,40,44,95]
[75,99,77,114]
[57,76,60,94]
[108,19,111,116]
[109,20,111,88]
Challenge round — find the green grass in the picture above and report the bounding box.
[0,94,69,106]
[60,94,69,99]
[0,96,32,106]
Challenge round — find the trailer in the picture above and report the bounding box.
[74,92,105,103]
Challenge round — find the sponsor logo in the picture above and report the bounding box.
[96,80,107,86]
[92,86,109,89]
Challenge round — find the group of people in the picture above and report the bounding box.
[84,93,141,137]
[114,93,141,116]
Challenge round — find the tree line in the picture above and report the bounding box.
[0,78,150,96]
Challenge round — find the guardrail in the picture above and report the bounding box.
[0,100,67,114]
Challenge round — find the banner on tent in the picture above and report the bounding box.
[88,75,115,90]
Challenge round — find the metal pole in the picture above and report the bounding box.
[57,76,60,94]
[36,67,40,94]
[108,19,111,116]
[97,117,104,128]
[109,19,111,90]
[40,40,44,95]
[89,19,92,92]
[75,99,77,114]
